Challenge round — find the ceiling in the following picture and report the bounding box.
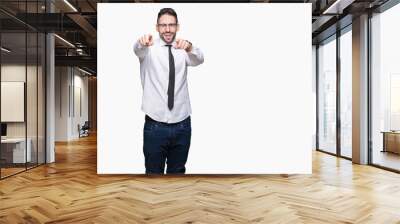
[0,0,394,75]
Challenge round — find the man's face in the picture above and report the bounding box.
[156,14,179,44]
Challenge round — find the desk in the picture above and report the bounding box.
[1,138,31,163]
[381,131,400,154]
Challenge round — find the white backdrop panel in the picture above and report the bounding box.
[98,3,312,174]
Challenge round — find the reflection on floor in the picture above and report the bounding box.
[0,167,25,178]
[0,163,39,178]
[373,150,400,171]
[341,148,352,158]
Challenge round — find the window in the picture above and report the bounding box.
[371,3,400,171]
[340,28,352,158]
[318,36,337,155]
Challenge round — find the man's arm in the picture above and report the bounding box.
[175,39,204,67]
[133,41,149,61]
[133,34,153,61]
[186,45,204,67]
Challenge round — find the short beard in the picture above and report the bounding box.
[160,33,175,44]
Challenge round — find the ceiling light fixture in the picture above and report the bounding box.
[63,0,78,12]
[54,34,75,48]
[322,0,354,15]
[1,47,11,53]
[78,67,93,76]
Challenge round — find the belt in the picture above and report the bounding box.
[145,115,189,125]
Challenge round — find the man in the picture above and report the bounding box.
[133,8,204,174]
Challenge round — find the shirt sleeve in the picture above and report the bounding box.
[185,45,204,67]
[133,40,149,62]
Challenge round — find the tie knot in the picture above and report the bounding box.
[166,44,172,49]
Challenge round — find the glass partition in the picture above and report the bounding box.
[0,1,46,179]
[317,35,337,155]
[1,31,28,177]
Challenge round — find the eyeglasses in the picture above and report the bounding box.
[157,23,178,29]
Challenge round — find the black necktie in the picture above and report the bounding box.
[167,45,175,110]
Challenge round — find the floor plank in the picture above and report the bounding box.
[1,134,400,223]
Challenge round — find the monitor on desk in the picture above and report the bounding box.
[1,123,7,138]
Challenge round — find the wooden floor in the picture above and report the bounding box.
[0,167,26,178]
[373,151,400,171]
[1,134,400,224]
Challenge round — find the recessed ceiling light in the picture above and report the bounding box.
[63,0,78,12]
[1,47,11,53]
[78,67,93,76]
[54,34,75,48]
[322,0,355,14]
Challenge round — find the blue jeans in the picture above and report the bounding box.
[143,115,191,174]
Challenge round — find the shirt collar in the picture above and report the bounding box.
[157,37,176,47]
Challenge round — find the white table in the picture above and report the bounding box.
[1,138,32,163]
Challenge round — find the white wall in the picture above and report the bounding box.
[71,71,89,138]
[1,65,39,138]
[55,66,69,141]
[1,64,46,163]
[1,65,26,131]
[55,67,89,141]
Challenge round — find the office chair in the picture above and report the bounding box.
[79,121,90,138]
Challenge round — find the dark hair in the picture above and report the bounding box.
[157,8,178,24]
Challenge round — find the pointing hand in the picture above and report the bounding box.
[139,34,153,46]
[175,39,192,52]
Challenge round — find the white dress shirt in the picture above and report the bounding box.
[134,37,204,123]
